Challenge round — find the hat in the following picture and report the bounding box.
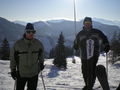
[25,23,36,32]
[83,17,92,23]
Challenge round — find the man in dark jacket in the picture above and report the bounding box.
[10,23,44,90]
[74,17,110,90]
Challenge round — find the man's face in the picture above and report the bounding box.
[25,31,35,40]
[84,21,92,29]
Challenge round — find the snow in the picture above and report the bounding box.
[0,55,120,90]
[47,19,66,23]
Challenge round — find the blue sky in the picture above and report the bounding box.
[0,0,120,22]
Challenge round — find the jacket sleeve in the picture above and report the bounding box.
[10,45,17,72]
[38,42,44,64]
[98,31,110,52]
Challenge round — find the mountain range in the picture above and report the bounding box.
[13,18,120,28]
[93,18,120,27]
[0,17,120,56]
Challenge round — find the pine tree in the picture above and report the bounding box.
[110,32,120,63]
[49,48,55,58]
[0,38,10,60]
[118,32,120,41]
[53,32,67,69]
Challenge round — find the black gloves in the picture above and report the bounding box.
[38,62,44,71]
[104,45,110,53]
[40,63,44,71]
[11,70,20,80]
[11,71,17,80]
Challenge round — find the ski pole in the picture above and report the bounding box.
[14,79,17,90]
[106,53,108,79]
[72,50,76,63]
[73,0,77,63]
[40,71,46,90]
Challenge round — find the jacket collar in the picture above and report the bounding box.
[23,38,35,45]
[83,26,93,31]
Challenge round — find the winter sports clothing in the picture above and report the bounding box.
[73,17,110,90]
[81,56,98,90]
[16,74,38,90]
[83,17,92,24]
[11,71,18,80]
[10,38,44,77]
[10,23,44,90]
[104,45,110,53]
[25,23,36,33]
[74,27,109,59]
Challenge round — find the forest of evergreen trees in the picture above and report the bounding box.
[109,32,120,64]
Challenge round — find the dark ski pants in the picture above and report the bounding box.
[16,74,38,90]
[81,56,110,90]
[81,56,98,90]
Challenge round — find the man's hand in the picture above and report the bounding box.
[104,45,110,53]
[11,71,17,80]
[39,63,44,71]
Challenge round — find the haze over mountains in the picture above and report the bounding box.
[13,18,120,40]
[93,18,120,27]
[0,17,120,55]
[14,18,120,28]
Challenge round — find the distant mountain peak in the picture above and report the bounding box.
[13,20,27,26]
[47,19,67,23]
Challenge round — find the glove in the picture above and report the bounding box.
[11,71,17,80]
[104,45,110,53]
[40,63,44,71]
[39,62,44,71]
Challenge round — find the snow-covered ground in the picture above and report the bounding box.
[0,55,120,90]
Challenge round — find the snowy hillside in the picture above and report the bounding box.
[0,55,120,90]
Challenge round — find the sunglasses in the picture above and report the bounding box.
[26,31,36,34]
[84,21,92,24]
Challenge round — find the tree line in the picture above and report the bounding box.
[0,31,120,67]
[109,32,120,64]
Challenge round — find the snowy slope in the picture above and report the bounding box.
[0,55,120,90]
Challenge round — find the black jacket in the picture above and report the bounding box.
[74,28,109,59]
